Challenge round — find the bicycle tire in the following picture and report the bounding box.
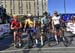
[62,36,72,47]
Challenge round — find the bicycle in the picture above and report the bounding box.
[57,23,72,47]
[13,29,23,48]
[27,27,39,48]
[62,31,73,47]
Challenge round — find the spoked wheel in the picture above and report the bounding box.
[47,33,57,47]
[62,36,72,47]
[48,40,57,47]
[62,31,73,47]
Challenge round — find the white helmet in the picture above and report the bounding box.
[27,14,32,17]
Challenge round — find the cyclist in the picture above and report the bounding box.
[24,14,36,48]
[11,15,22,47]
[33,17,40,47]
[40,12,50,46]
[52,11,61,44]
[67,16,75,34]
[64,16,75,46]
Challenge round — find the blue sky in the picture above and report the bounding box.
[48,0,75,15]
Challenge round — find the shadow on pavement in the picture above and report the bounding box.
[23,49,30,53]
[0,34,13,51]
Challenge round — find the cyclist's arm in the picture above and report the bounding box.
[11,24,14,30]
[24,20,27,28]
[51,18,54,30]
[19,22,22,28]
[34,20,35,27]
[41,18,44,27]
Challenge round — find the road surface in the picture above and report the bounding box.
[0,32,75,53]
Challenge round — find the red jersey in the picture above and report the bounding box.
[11,20,20,29]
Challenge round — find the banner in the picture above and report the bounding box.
[61,14,75,21]
[0,24,10,36]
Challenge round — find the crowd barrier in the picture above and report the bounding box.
[0,24,10,37]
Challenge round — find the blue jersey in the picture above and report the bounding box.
[41,17,49,25]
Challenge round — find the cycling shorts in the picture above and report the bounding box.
[13,29,22,32]
[54,24,60,30]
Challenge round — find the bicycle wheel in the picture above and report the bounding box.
[62,36,72,47]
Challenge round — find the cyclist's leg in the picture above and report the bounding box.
[40,35,43,46]
[13,31,17,46]
[33,27,39,47]
[33,33,39,47]
[17,31,22,44]
[19,33,22,47]
[40,27,44,46]
[28,29,31,47]
[35,37,38,45]
[56,24,62,43]
[61,24,66,41]
[54,25,59,44]
[55,32,58,44]
[47,32,51,46]
[28,28,34,48]
[44,25,48,40]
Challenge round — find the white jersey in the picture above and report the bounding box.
[52,16,60,25]
[67,21,75,34]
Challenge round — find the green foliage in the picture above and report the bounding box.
[18,15,25,23]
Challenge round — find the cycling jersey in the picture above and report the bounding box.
[41,16,50,28]
[52,16,60,25]
[67,21,75,34]
[11,20,20,30]
[25,19,35,27]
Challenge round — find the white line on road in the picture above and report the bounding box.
[1,47,75,52]
[43,51,75,52]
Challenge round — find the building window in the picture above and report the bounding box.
[21,0,23,14]
[45,1,46,11]
[12,0,15,14]
[10,0,15,15]
[26,1,28,14]
[19,0,23,15]
[18,0,20,14]
[10,0,12,15]
[26,0,31,14]
[29,1,31,13]
[37,0,39,16]
[1,0,6,8]
[34,0,36,16]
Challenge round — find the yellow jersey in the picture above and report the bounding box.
[25,19,35,27]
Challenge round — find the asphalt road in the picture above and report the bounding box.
[0,32,75,53]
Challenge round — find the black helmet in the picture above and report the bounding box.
[43,11,48,16]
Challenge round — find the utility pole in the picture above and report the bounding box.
[64,0,66,14]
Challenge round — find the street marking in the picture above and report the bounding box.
[43,51,75,52]
[1,47,75,52]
